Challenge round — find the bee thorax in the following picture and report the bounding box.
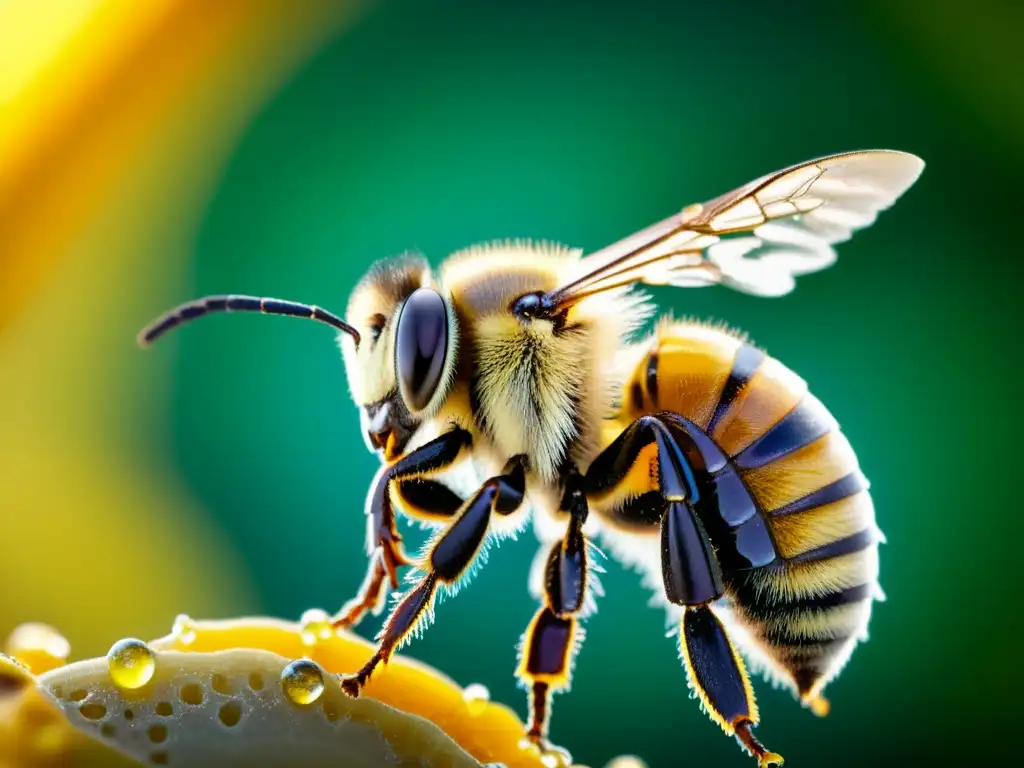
[472,326,582,482]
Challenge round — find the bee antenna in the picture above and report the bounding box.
[137,295,362,347]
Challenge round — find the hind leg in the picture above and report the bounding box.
[680,604,783,767]
[585,414,783,766]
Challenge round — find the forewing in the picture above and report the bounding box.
[550,150,924,304]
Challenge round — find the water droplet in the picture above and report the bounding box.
[171,614,196,646]
[107,638,156,690]
[280,658,324,705]
[299,608,334,647]
[462,682,490,715]
[605,757,648,768]
[4,623,70,674]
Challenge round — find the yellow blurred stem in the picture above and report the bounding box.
[1,0,219,320]
[0,0,364,328]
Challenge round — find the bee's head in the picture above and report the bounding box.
[342,254,459,460]
[136,253,458,464]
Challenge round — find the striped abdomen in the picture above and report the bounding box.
[610,320,881,701]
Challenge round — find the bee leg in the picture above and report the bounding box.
[331,549,390,628]
[517,611,577,768]
[585,414,702,503]
[517,470,590,768]
[678,604,783,767]
[586,416,782,766]
[334,478,463,628]
[661,492,783,766]
[340,456,527,697]
[332,427,472,629]
[656,434,782,766]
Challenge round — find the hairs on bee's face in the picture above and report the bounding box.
[341,254,459,426]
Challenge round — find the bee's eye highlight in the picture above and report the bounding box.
[396,288,448,413]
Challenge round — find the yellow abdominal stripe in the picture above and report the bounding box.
[0,617,545,768]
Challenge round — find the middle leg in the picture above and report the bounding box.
[517,469,593,766]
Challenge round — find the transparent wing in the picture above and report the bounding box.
[547,150,924,306]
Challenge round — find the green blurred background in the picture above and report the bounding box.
[2,0,1021,765]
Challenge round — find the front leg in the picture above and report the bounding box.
[333,428,472,629]
[341,456,527,697]
[517,469,591,767]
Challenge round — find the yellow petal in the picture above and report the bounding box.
[147,616,543,767]
[4,618,649,767]
[41,648,483,767]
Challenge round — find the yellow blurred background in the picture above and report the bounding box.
[0,0,369,655]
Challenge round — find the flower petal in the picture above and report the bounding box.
[41,647,483,767]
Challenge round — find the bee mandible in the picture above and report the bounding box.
[139,150,924,766]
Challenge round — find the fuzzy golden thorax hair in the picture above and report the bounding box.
[439,241,651,482]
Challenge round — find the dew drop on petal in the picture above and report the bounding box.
[605,757,649,768]
[171,614,196,647]
[107,638,156,690]
[462,682,490,716]
[299,608,334,647]
[5,623,71,673]
[280,658,324,705]
[541,753,570,768]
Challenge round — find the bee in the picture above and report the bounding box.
[139,150,924,766]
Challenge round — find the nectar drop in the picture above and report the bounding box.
[107,638,156,690]
[462,682,490,716]
[299,608,334,647]
[171,614,196,647]
[280,658,324,705]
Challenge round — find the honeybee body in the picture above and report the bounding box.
[596,321,879,705]
[379,242,878,713]
[140,150,923,766]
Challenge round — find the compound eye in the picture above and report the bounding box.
[395,287,449,413]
